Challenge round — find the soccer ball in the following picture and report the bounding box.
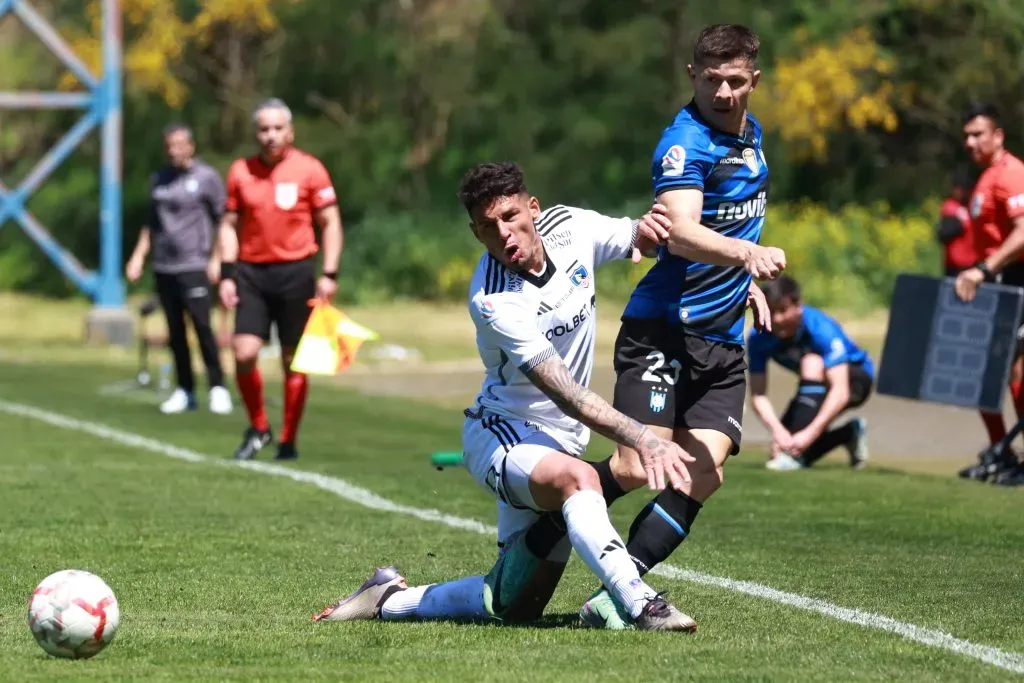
[27,569,120,659]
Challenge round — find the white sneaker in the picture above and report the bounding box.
[766,453,804,471]
[208,386,233,415]
[160,388,196,414]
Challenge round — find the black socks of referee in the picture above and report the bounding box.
[524,456,702,578]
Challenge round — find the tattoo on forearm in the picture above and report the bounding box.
[526,356,652,450]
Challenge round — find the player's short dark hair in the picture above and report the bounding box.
[961,102,1001,128]
[761,275,801,305]
[693,24,760,67]
[162,123,193,140]
[457,162,528,215]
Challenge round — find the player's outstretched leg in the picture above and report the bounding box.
[313,567,408,621]
[314,567,494,623]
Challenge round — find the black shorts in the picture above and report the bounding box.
[847,363,874,409]
[612,318,747,454]
[999,263,1024,354]
[235,258,316,348]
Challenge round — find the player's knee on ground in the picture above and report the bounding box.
[799,353,825,382]
[499,558,568,623]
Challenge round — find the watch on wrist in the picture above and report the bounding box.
[322,271,338,281]
[975,262,994,282]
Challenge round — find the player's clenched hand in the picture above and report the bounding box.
[746,281,771,331]
[955,267,984,302]
[744,244,786,280]
[632,203,671,263]
[636,428,695,492]
[219,279,239,309]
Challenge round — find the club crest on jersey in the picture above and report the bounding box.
[742,148,760,175]
[569,264,591,288]
[185,178,199,194]
[661,144,686,178]
[275,183,299,210]
[971,193,984,218]
[649,388,668,413]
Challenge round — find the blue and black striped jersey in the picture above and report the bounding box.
[624,100,769,345]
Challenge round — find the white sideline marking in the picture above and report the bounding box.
[2,399,1023,675]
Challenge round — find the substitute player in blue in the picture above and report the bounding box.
[748,275,872,472]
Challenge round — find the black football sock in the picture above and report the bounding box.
[780,380,827,432]
[591,456,628,507]
[625,488,703,576]
[800,421,857,467]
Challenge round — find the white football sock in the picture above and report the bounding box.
[562,489,655,619]
[380,576,488,621]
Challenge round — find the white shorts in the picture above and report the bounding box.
[462,414,575,559]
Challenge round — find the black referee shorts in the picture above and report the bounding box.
[235,258,316,348]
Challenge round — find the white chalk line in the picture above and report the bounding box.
[1,398,1021,675]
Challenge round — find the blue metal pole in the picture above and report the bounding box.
[13,0,98,90]
[0,111,100,226]
[97,0,123,308]
[0,181,95,294]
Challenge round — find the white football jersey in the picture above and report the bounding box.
[466,204,638,455]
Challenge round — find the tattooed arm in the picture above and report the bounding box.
[525,354,693,490]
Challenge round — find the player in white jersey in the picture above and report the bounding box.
[313,162,698,631]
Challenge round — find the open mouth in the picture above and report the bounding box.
[504,244,520,263]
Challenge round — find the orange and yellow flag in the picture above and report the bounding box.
[290,300,379,375]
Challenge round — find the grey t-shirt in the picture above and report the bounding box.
[148,160,225,274]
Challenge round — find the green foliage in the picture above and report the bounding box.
[0,0,1006,310]
[762,201,941,313]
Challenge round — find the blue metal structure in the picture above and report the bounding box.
[0,0,122,307]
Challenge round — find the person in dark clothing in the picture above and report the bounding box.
[125,124,233,415]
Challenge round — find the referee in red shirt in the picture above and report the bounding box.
[955,103,1024,483]
[217,98,344,461]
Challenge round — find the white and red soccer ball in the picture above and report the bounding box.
[27,569,120,659]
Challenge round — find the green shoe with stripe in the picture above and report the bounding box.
[579,587,633,630]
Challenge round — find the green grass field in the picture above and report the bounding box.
[1,357,1023,682]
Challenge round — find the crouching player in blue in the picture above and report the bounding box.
[748,275,873,471]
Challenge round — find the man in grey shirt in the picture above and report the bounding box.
[126,124,232,415]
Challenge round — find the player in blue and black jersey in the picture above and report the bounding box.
[748,275,873,472]
[573,24,789,627]
[478,24,790,630]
